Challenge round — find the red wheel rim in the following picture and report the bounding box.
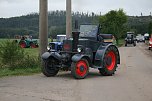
[76,60,88,77]
[105,51,116,71]
[20,42,26,48]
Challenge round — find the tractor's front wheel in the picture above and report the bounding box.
[71,59,89,79]
[99,46,117,76]
[42,58,59,77]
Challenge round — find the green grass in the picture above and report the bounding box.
[24,48,39,57]
[0,39,8,42]
[117,39,125,47]
[0,38,39,57]
[0,67,41,78]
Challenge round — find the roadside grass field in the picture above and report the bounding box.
[0,39,40,77]
[117,39,125,47]
[0,39,39,57]
[24,48,39,57]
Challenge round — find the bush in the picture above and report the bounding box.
[0,40,25,69]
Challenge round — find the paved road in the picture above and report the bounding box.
[0,43,152,101]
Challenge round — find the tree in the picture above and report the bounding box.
[148,21,152,35]
[99,9,127,44]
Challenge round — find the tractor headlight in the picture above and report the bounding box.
[77,47,82,53]
[149,41,152,44]
[47,46,50,50]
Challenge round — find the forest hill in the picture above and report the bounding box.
[0,10,152,38]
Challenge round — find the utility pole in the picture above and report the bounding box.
[66,0,72,38]
[39,0,48,56]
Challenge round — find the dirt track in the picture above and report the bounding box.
[0,43,152,101]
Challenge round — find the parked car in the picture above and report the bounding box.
[125,32,136,46]
[144,33,150,40]
[48,35,66,51]
[42,24,120,79]
[149,38,152,50]
[136,35,145,43]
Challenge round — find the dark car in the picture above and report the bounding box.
[42,24,120,79]
[125,32,136,46]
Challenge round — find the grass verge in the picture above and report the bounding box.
[0,67,41,78]
[117,39,125,47]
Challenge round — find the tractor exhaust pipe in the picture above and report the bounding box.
[72,20,80,52]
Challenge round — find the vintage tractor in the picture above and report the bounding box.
[48,35,66,51]
[42,25,120,79]
[19,36,39,48]
[125,32,136,46]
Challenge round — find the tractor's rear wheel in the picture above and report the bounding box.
[42,58,59,77]
[99,46,117,76]
[30,43,37,48]
[19,41,26,48]
[71,59,89,79]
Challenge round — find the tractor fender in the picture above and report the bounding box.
[42,52,62,61]
[72,54,92,67]
[94,44,120,67]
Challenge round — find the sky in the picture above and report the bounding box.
[0,0,152,18]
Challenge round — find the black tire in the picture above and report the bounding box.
[71,59,89,79]
[149,47,151,50]
[133,42,136,46]
[99,46,118,76]
[42,58,59,77]
[125,42,127,46]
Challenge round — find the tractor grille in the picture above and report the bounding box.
[49,43,55,49]
[63,40,72,51]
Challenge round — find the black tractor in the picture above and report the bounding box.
[41,25,120,79]
[125,32,136,46]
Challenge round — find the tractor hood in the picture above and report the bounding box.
[63,38,100,52]
[49,42,63,45]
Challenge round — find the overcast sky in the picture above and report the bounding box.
[0,0,152,18]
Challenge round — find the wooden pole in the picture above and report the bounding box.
[39,0,48,56]
[66,0,72,38]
